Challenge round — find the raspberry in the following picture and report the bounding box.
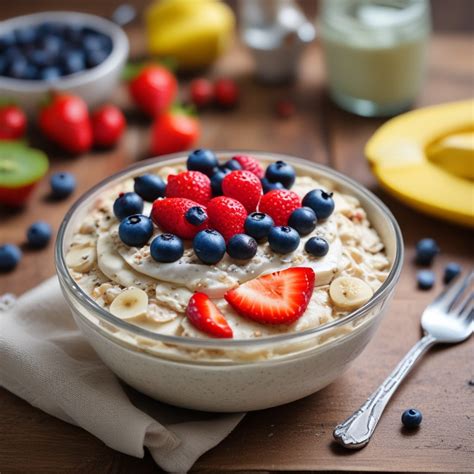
[207,196,247,241]
[166,171,212,205]
[222,170,262,212]
[258,189,301,226]
[232,155,264,179]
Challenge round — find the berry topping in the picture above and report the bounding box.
[417,270,435,290]
[27,221,52,249]
[259,189,301,226]
[50,172,76,199]
[227,234,258,260]
[185,206,208,226]
[302,189,335,220]
[118,214,153,248]
[151,197,207,239]
[244,212,274,241]
[261,177,284,194]
[268,226,300,254]
[305,236,329,257]
[150,233,184,263]
[224,267,315,325]
[113,192,144,221]
[222,159,242,171]
[222,170,262,213]
[232,155,264,179]
[186,292,233,338]
[193,229,226,264]
[0,244,22,272]
[187,149,218,177]
[166,171,212,205]
[133,174,166,202]
[207,196,248,241]
[443,262,462,284]
[210,168,230,196]
[415,238,439,266]
[401,408,422,428]
[288,207,317,236]
[265,160,296,189]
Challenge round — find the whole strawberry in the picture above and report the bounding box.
[166,171,211,205]
[232,155,264,179]
[39,94,92,153]
[0,105,27,140]
[207,196,247,242]
[91,104,125,147]
[259,189,301,226]
[222,170,262,212]
[151,197,207,239]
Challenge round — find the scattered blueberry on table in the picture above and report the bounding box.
[113,192,144,221]
[443,262,462,284]
[118,214,153,248]
[305,236,329,257]
[50,172,76,199]
[150,233,184,263]
[401,408,422,428]
[417,270,435,290]
[133,174,166,202]
[302,189,335,219]
[244,212,274,241]
[0,244,22,272]
[193,229,226,264]
[268,226,300,254]
[226,233,258,260]
[415,238,439,265]
[288,207,317,236]
[26,221,52,249]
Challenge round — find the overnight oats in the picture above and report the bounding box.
[65,150,390,345]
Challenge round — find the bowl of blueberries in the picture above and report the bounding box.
[0,11,129,112]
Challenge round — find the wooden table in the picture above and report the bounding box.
[1,30,473,473]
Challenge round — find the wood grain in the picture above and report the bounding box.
[0,25,473,474]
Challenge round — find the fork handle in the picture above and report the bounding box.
[333,334,437,449]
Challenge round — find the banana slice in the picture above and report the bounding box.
[109,288,149,320]
[329,276,374,310]
[66,245,97,272]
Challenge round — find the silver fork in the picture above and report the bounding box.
[333,271,473,449]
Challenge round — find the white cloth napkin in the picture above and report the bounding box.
[0,277,244,473]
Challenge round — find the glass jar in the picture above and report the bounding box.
[320,0,431,117]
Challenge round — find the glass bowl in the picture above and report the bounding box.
[55,151,403,412]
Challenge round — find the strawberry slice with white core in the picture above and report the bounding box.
[224,267,315,325]
[186,292,233,338]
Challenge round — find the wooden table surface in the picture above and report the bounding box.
[0,28,473,473]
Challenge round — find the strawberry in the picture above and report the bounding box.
[129,65,177,117]
[186,292,233,338]
[166,171,212,205]
[0,105,26,140]
[232,155,264,179]
[151,197,207,239]
[259,189,301,226]
[222,170,262,212]
[190,78,214,108]
[38,94,92,153]
[225,267,315,325]
[91,104,126,147]
[207,196,247,241]
[214,78,239,108]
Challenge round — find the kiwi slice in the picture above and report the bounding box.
[0,141,49,188]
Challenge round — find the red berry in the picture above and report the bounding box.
[207,196,247,242]
[259,189,301,226]
[91,105,125,147]
[166,171,212,205]
[0,105,26,140]
[151,197,207,239]
[214,78,239,108]
[232,155,264,179]
[225,267,315,325]
[275,99,295,119]
[222,170,262,213]
[186,292,233,338]
[190,78,214,108]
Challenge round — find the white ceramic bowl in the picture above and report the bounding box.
[55,152,404,412]
[0,11,129,114]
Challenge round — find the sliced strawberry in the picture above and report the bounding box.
[166,170,212,205]
[207,196,247,242]
[222,170,262,212]
[225,267,315,325]
[259,189,301,226]
[232,155,264,179]
[186,292,233,338]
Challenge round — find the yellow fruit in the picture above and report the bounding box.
[145,0,235,70]
[366,100,474,228]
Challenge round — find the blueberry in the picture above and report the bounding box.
[37,22,63,37]
[86,49,109,68]
[14,27,37,46]
[0,31,16,49]
[210,168,230,195]
[61,50,85,75]
[288,207,317,236]
[118,214,153,247]
[64,25,84,44]
[244,212,274,240]
[415,238,439,265]
[112,4,137,27]
[185,206,208,226]
[113,192,144,221]
[261,177,284,194]
[268,226,300,254]
[133,174,166,202]
[83,33,110,52]
[0,244,22,272]
[27,221,52,249]
[0,56,6,75]
[39,35,62,55]
[401,408,422,428]
[417,270,435,290]
[265,161,296,189]
[28,48,54,67]
[305,236,329,257]
[39,66,61,81]
[8,56,29,79]
[193,229,226,264]
[223,159,242,171]
[443,262,462,284]
[302,189,335,220]
[50,172,76,199]
[227,234,258,260]
[187,149,218,177]
[150,233,184,262]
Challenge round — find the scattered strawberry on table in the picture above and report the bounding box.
[0,104,27,140]
[91,104,126,148]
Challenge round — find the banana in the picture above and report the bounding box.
[329,276,373,310]
[65,244,96,272]
[109,288,149,320]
